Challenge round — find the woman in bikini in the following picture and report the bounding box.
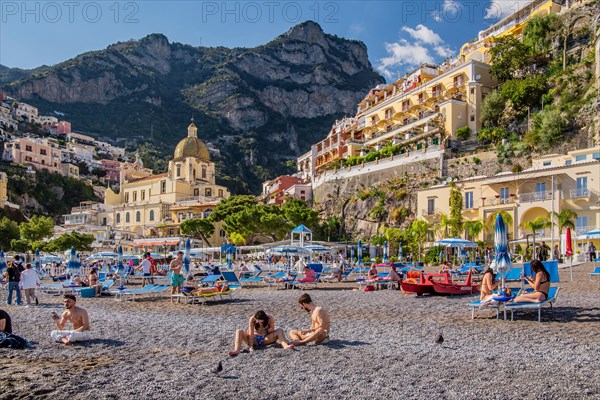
[228,310,294,356]
[513,260,551,303]
[479,266,499,302]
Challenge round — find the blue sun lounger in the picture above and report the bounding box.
[589,266,600,281]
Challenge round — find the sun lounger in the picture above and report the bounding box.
[114,284,169,301]
[589,266,600,281]
[496,267,523,282]
[289,264,323,290]
[263,271,291,289]
[505,287,560,322]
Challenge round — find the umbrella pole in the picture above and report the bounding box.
[570,256,573,282]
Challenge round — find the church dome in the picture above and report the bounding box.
[173,122,210,161]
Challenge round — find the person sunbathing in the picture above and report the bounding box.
[366,265,378,282]
[298,266,316,283]
[439,262,452,274]
[184,282,230,296]
[513,260,550,303]
[322,263,342,282]
[228,310,294,356]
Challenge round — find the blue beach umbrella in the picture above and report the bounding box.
[383,241,389,263]
[66,246,80,275]
[183,238,191,275]
[226,250,233,270]
[357,239,364,276]
[350,246,355,265]
[34,248,41,272]
[490,214,512,292]
[116,245,125,276]
[398,242,403,261]
[0,250,7,273]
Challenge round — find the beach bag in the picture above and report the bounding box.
[0,332,32,349]
[364,285,375,292]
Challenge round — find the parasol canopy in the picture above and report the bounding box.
[434,238,478,248]
[66,246,81,274]
[576,228,600,240]
[490,214,512,290]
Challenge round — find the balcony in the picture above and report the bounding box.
[421,208,441,217]
[569,188,590,199]
[518,191,553,203]
[176,195,220,204]
[463,204,479,211]
[485,197,515,206]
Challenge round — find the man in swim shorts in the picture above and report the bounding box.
[289,293,331,346]
[170,251,184,301]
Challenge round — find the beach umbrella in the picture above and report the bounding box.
[66,246,80,275]
[576,228,600,240]
[0,250,7,273]
[434,238,478,248]
[398,242,403,261]
[116,245,126,290]
[490,214,512,292]
[350,246,355,265]
[226,250,233,270]
[357,239,364,276]
[183,238,191,276]
[565,227,573,282]
[383,241,389,263]
[34,248,41,272]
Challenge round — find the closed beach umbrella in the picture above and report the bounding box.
[0,250,7,273]
[350,246,355,265]
[357,239,364,276]
[34,248,41,272]
[398,242,403,261]
[566,227,573,281]
[383,241,389,263]
[116,245,125,276]
[226,250,233,270]
[490,214,512,291]
[67,246,80,275]
[183,238,191,275]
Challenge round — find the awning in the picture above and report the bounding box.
[133,239,180,247]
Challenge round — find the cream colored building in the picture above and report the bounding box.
[101,122,230,246]
[298,60,494,179]
[417,147,600,250]
[0,172,7,203]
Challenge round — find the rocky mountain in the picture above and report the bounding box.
[1,21,384,193]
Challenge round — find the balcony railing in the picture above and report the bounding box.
[569,188,590,199]
[575,226,593,235]
[485,197,515,206]
[176,195,220,204]
[518,191,553,203]
[422,208,441,216]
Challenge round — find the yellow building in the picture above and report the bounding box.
[102,121,230,245]
[299,59,494,178]
[0,172,7,203]
[460,0,563,64]
[417,147,600,254]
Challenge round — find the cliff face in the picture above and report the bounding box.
[2,22,384,193]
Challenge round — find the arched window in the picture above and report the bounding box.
[149,210,155,221]
[116,213,121,223]
[125,212,130,223]
[136,211,141,222]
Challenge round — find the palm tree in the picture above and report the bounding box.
[410,219,430,262]
[522,216,550,259]
[549,209,577,254]
[463,219,484,242]
[435,213,451,238]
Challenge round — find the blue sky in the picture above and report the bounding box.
[0,0,532,81]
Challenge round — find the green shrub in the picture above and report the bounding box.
[456,126,471,140]
[473,157,481,165]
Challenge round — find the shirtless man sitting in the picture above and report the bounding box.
[289,294,331,346]
[50,294,91,345]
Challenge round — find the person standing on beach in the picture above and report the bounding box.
[50,294,91,344]
[170,251,184,300]
[5,262,22,306]
[20,264,40,306]
[290,294,331,346]
[140,253,153,287]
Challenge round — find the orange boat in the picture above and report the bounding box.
[401,271,450,296]
[430,271,480,295]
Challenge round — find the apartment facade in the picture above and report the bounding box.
[416,147,600,248]
[3,137,63,174]
[297,60,494,180]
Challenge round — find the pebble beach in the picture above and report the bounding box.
[1,266,599,400]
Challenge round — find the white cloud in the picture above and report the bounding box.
[402,24,442,45]
[378,40,435,80]
[431,0,461,23]
[434,45,455,58]
[377,24,455,81]
[484,0,532,20]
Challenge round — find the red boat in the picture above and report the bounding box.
[430,271,480,295]
[401,271,450,296]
